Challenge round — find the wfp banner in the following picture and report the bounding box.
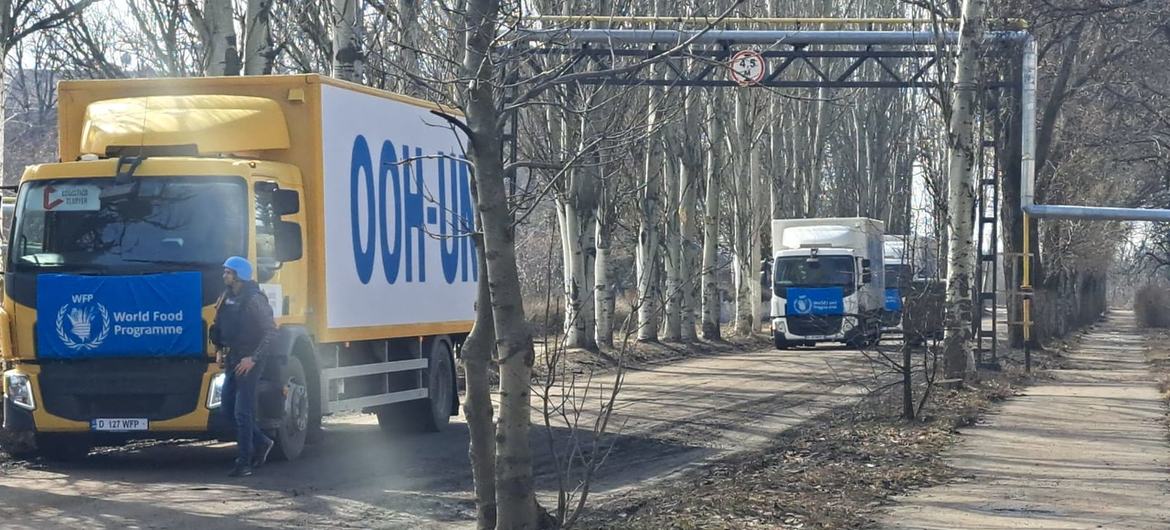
[36,272,203,359]
[885,289,904,312]
[786,287,845,316]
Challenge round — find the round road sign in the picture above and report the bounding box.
[728,50,766,87]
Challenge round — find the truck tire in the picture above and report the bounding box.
[379,338,455,433]
[415,339,455,432]
[273,355,310,461]
[773,332,789,350]
[34,433,91,461]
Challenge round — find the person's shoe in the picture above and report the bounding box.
[253,438,275,468]
[228,464,253,477]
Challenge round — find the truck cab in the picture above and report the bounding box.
[3,154,311,459]
[770,218,885,349]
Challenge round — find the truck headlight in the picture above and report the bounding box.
[207,373,226,409]
[772,318,786,333]
[841,317,857,332]
[4,372,35,411]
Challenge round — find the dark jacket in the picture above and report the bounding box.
[210,281,277,365]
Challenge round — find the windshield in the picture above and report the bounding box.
[10,177,247,272]
[774,256,855,287]
[885,264,911,289]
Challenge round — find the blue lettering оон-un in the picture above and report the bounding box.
[786,287,845,316]
[36,272,203,359]
[349,135,478,286]
[885,288,903,312]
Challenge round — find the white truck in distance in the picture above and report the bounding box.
[770,218,885,349]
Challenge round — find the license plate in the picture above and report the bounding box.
[91,418,149,432]
[803,335,826,340]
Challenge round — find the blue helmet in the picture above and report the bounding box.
[223,256,253,281]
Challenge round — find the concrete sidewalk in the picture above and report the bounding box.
[879,311,1170,529]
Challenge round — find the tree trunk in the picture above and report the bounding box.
[396,0,420,91]
[679,86,702,342]
[332,0,363,82]
[664,146,683,341]
[557,110,599,351]
[637,84,662,342]
[204,0,240,76]
[701,91,723,340]
[942,0,986,379]
[463,221,498,530]
[749,121,764,330]
[594,217,614,348]
[733,90,754,337]
[463,0,537,526]
[243,0,274,75]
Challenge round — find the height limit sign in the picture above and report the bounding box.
[728,50,766,87]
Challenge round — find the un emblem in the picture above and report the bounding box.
[794,295,813,315]
[55,302,110,351]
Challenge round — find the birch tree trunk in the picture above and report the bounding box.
[679,84,702,342]
[397,0,420,84]
[943,0,986,379]
[664,140,683,341]
[749,127,764,330]
[594,210,614,347]
[332,0,363,82]
[733,90,754,337]
[463,0,537,526]
[204,0,239,76]
[243,0,274,75]
[701,91,724,340]
[637,83,662,342]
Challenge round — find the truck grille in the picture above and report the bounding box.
[787,315,843,337]
[37,360,206,421]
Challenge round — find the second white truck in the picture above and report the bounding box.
[770,218,885,349]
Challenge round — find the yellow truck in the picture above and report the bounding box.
[0,75,477,460]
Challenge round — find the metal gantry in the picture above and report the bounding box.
[516,22,1032,355]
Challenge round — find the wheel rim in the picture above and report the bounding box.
[285,377,309,433]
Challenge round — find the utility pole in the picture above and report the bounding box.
[943,0,986,379]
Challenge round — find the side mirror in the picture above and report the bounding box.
[273,189,300,216]
[274,221,303,262]
[861,258,873,283]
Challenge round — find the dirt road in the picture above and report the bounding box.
[878,311,1170,529]
[0,344,872,529]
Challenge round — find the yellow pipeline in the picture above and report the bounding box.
[1022,213,1032,344]
[525,16,1028,29]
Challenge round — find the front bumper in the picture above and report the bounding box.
[772,315,865,342]
[3,360,221,435]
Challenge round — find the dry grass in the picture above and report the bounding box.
[583,345,1068,530]
[1134,284,1170,328]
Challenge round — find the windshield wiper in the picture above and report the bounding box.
[121,258,215,268]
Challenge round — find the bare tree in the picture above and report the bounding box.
[243,0,274,74]
[331,0,361,81]
[198,0,241,75]
[941,0,985,379]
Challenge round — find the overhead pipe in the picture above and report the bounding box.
[1018,35,1170,221]
[518,28,1030,46]
[524,16,973,28]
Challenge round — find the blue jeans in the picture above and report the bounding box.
[221,363,272,466]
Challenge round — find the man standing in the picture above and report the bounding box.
[212,256,277,477]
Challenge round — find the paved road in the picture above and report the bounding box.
[0,343,873,529]
[879,311,1170,529]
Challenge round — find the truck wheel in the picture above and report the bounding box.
[377,339,456,433]
[273,355,310,461]
[34,433,91,461]
[773,333,789,350]
[416,339,455,432]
